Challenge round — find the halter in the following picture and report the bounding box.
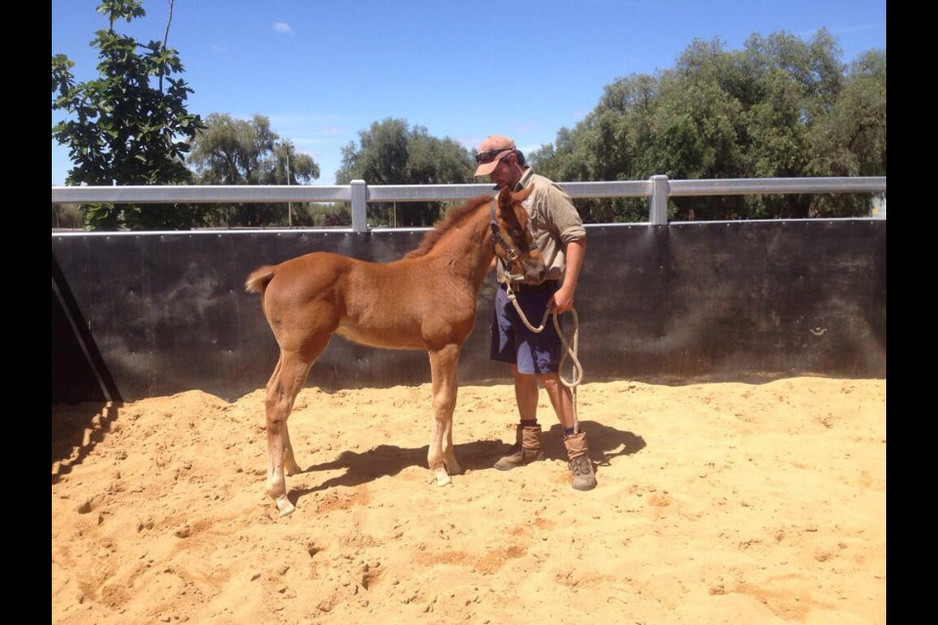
[490,198,537,262]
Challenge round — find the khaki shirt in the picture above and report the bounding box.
[497,167,586,284]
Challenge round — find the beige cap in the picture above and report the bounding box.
[473,135,516,177]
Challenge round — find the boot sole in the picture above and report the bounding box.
[494,452,544,471]
[572,478,598,491]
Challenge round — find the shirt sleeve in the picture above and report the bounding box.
[545,182,586,244]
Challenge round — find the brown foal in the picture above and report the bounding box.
[245,186,545,516]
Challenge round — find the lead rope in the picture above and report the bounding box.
[503,282,584,434]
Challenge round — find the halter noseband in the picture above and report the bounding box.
[490,198,536,262]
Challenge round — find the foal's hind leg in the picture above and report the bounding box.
[427,344,462,485]
[265,355,300,475]
[264,349,316,517]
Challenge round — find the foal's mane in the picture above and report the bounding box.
[403,194,492,259]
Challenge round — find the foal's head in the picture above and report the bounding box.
[491,186,546,284]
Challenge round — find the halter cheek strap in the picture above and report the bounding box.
[490,198,537,262]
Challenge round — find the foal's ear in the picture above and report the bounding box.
[496,187,512,214]
[497,185,533,213]
[510,185,534,204]
[496,186,510,202]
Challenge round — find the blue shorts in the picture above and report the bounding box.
[490,282,563,375]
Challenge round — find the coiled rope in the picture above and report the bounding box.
[503,283,584,434]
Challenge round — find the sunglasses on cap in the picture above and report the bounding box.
[475,147,513,165]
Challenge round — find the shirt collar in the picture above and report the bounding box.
[514,166,534,192]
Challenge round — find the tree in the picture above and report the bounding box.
[52,0,205,230]
[530,30,885,221]
[809,51,886,177]
[802,49,886,217]
[52,204,84,229]
[187,113,320,227]
[336,119,476,226]
[533,74,659,222]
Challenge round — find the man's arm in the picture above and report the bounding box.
[553,237,585,313]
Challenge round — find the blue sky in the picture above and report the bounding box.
[51,0,886,186]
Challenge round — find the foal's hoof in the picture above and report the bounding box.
[276,496,296,517]
[434,469,452,487]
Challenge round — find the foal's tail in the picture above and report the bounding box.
[245,265,277,294]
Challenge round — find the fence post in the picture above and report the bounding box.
[650,175,669,224]
[350,180,368,232]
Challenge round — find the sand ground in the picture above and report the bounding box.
[52,377,886,624]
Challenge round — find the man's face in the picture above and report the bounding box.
[489,153,515,189]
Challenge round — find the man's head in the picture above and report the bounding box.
[474,135,524,188]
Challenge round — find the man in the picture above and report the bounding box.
[474,135,597,491]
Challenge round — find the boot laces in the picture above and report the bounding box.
[571,454,593,475]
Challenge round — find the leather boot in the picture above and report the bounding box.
[564,430,597,491]
[494,424,544,471]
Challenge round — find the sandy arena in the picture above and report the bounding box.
[52,377,885,624]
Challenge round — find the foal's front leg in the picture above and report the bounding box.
[428,345,462,485]
[282,422,301,475]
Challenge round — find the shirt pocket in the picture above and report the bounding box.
[526,200,545,234]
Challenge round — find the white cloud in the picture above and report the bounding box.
[273,22,292,34]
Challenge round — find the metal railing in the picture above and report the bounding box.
[51,175,887,231]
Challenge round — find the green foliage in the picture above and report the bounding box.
[52,204,85,229]
[322,208,353,228]
[51,0,205,230]
[188,113,320,185]
[809,50,887,178]
[336,119,476,226]
[187,113,321,227]
[532,29,885,221]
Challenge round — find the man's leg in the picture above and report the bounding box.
[513,365,540,421]
[539,373,574,430]
[494,365,545,470]
[540,373,597,491]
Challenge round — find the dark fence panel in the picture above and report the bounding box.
[578,221,887,381]
[52,255,114,404]
[52,219,886,404]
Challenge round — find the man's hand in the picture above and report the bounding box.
[551,285,575,313]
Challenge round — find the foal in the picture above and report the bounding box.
[245,186,545,516]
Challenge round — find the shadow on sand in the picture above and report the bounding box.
[51,401,121,484]
[288,418,646,508]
